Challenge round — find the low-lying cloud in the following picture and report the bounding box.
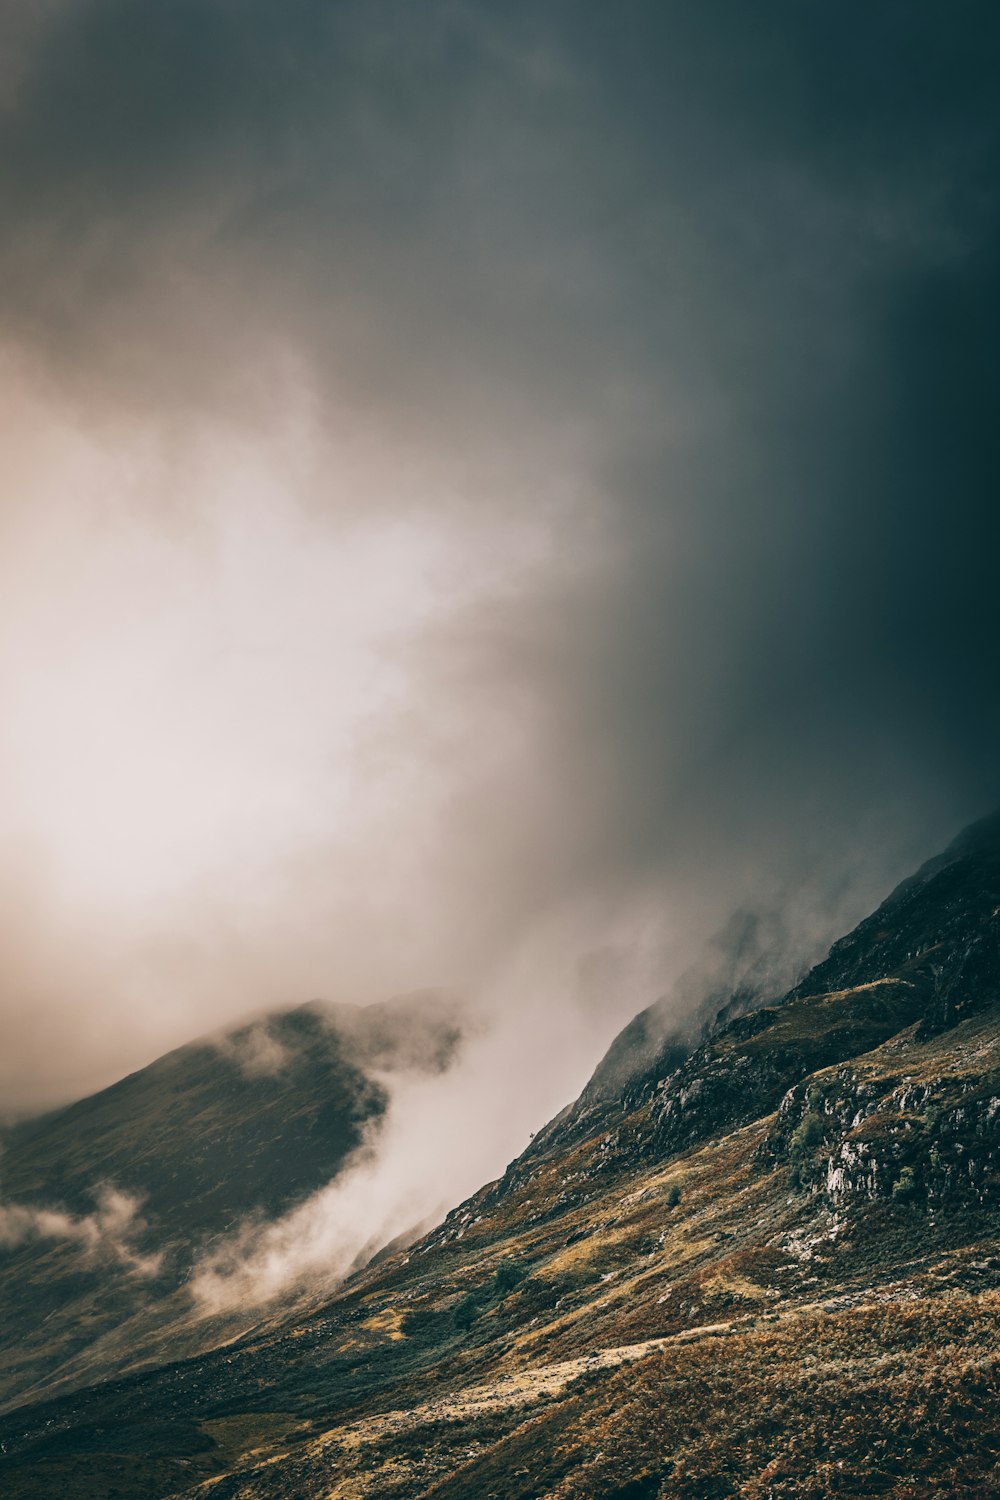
[0,1185,162,1279]
[191,1014,577,1312]
[215,1023,293,1081]
[189,864,895,1312]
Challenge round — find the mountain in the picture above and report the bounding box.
[3,816,1000,1497]
[0,992,462,1411]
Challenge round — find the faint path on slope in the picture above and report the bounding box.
[185,1313,798,1498]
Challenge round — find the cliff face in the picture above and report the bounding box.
[764,1011,1000,1210]
[492,815,1000,1215]
[3,817,1000,1499]
[649,814,1000,1201]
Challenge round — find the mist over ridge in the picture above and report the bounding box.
[0,1,996,1224]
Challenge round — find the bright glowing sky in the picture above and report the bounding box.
[0,2,998,1113]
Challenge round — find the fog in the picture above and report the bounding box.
[191,1005,598,1311]
[0,1184,161,1279]
[0,1,997,1290]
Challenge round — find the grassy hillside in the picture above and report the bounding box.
[4,1003,999,1498]
[2,820,999,1496]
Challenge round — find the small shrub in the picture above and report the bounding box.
[491,1259,526,1297]
[788,1110,826,1189]
[892,1166,918,1202]
[665,1184,682,1209]
[453,1292,481,1331]
[790,1111,825,1162]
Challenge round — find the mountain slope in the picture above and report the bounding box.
[0,994,462,1410]
[2,817,1000,1498]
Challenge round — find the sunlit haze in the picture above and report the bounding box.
[0,2,997,1145]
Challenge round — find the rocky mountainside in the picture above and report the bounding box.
[3,817,1000,1498]
[0,993,462,1411]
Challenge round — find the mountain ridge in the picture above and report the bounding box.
[3,815,1000,1497]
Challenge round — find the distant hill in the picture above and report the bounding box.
[0,992,462,1410]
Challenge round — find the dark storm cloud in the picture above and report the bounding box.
[1,1,999,1117]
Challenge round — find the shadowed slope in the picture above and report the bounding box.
[0,995,462,1410]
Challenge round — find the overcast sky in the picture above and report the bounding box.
[1,1,998,1115]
